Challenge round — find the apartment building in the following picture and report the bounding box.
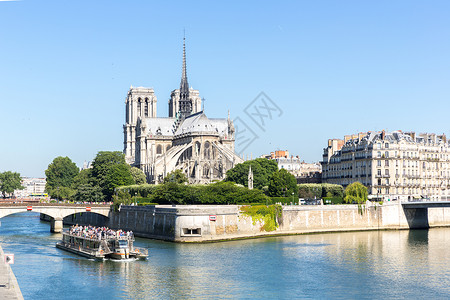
[322,131,450,201]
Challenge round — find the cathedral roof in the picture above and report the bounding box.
[174,111,222,136]
[144,117,176,136]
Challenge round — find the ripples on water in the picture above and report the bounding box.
[0,212,449,299]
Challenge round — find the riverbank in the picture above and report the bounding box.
[0,245,24,300]
[59,202,450,242]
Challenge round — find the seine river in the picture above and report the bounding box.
[1,212,450,299]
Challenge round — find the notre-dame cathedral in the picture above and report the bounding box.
[123,38,243,184]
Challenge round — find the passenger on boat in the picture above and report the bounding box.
[68,225,134,241]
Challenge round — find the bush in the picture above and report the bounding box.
[297,183,344,199]
[321,183,344,198]
[298,184,322,199]
[115,181,270,205]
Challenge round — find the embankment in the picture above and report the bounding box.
[56,202,450,242]
[0,245,24,299]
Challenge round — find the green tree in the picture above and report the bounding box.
[267,168,297,197]
[225,158,278,189]
[45,156,79,200]
[104,164,135,199]
[298,184,322,199]
[0,171,24,198]
[71,168,94,189]
[72,184,104,203]
[344,182,368,204]
[151,182,191,204]
[163,169,188,184]
[91,151,127,187]
[90,151,134,200]
[130,167,147,185]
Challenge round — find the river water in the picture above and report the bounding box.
[0,212,449,299]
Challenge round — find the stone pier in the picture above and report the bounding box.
[50,218,63,233]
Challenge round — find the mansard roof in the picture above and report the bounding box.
[341,130,449,149]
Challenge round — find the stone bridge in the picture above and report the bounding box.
[0,204,111,233]
[400,200,450,229]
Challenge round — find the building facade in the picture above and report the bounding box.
[14,177,46,198]
[322,131,450,201]
[261,150,322,182]
[123,38,243,184]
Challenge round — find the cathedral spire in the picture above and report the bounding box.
[179,34,192,118]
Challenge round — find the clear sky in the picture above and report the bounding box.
[1,0,450,178]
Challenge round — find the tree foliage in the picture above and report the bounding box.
[72,169,93,189]
[91,151,127,186]
[45,156,79,200]
[72,184,104,203]
[0,171,24,198]
[298,184,323,199]
[344,182,368,204]
[163,169,188,184]
[90,151,134,200]
[114,181,270,205]
[130,167,147,185]
[298,183,344,199]
[104,164,135,199]
[267,168,297,197]
[225,158,278,189]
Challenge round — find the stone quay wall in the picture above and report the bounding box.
[57,203,450,242]
[0,245,24,299]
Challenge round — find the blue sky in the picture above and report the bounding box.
[1,1,450,177]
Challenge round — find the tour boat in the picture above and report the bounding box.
[56,228,148,260]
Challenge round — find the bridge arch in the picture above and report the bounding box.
[0,205,111,233]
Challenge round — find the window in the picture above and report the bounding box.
[385,169,389,176]
[156,145,162,154]
[385,160,389,167]
[377,151,381,158]
[182,228,201,236]
[204,141,211,159]
[377,160,382,167]
[377,169,381,176]
[385,151,389,158]
[385,143,389,148]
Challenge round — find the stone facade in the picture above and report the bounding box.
[14,177,46,198]
[123,39,243,184]
[322,130,450,201]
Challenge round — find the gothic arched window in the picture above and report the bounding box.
[195,142,201,157]
[137,98,142,116]
[144,98,149,117]
[156,145,162,154]
[204,141,211,159]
